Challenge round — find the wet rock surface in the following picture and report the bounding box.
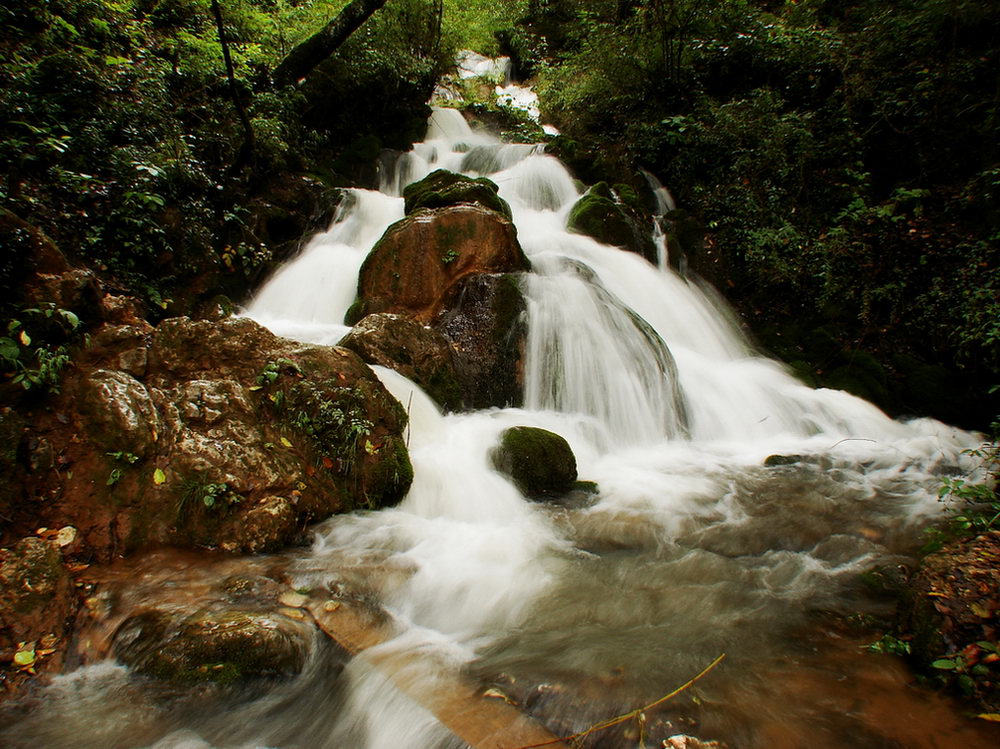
[5,314,413,562]
[567,182,656,263]
[339,313,463,412]
[435,273,528,409]
[0,537,77,680]
[490,426,577,498]
[402,168,512,220]
[351,204,530,323]
[113,608,313,684]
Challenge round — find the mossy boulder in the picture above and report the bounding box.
[435,273,528,409]
[403,169,512,220]
[339,313,463,412]
[490,426,578,498]
[354,204,529,323]
[12,315,413,561]
[567,182,656,263]
[113,608,311,684]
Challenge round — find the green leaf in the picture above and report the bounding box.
[153,468,166,485]
[59,309,80,329]
[0,337,19,361]
[931,658,958,670]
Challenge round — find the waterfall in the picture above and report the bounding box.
[21,79,987,749]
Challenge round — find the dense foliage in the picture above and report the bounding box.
[0,0,447,313]
[514,0,998,425]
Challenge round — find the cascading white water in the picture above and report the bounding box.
[240,102,980,746]
[15,83,991,749]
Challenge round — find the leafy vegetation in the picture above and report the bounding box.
[923,416,1000,551]
[0,303,84,394]
[0,0,449,337]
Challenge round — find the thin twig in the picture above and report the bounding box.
[829,437,878,449]
[513,653,726,749]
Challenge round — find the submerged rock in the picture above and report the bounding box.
[350,204,529,324]
[113,608,312,684]
[763,454,805,467]
[339,313,463,412]
[567,182,656,263]
[402,169,512,220]
[490,426,577,498]
[435,273,528,409]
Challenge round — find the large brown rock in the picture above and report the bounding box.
[435,273,528,409]
[11,315,414,560]
[350,205,530,324]
[339,313,463,412]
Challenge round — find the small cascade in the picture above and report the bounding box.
[525,254,688,446]
[243,189,403,344]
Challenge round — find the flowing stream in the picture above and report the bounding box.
[9,105,999,748]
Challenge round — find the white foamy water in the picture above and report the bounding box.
[10,80,989,749]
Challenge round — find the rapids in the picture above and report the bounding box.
[7,106,996,749]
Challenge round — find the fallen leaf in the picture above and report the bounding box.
[482,688,517,705]
[278,591,309,609]
[56,526,77,547]
[977,713,1000,722]
[13,645,36,668]
[153,468,166,485]
[280,437,292,448]
[971,602,991,618]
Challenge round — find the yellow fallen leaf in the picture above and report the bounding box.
[13,646,36,668]
[976,713,1000,722]
[279,591,309,609]
[153,468,166,485]
[482,688,517,705]
[280,437,292,448]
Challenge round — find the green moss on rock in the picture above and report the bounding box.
[403,169,512,220]
[490,426,577,498]
[567,182,656,262]
[113,609,309,685]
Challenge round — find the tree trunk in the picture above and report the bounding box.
[210,0,255,176]
[272,0,390,87]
